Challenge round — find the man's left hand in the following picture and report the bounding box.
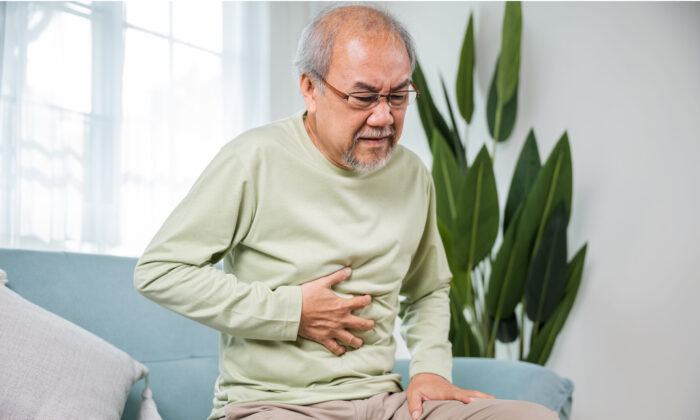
[406,372,495,419]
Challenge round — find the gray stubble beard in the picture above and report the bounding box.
[343,127,397,172]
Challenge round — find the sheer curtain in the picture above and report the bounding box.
[0,1,271,256]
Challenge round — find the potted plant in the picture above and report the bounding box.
[412,1,587,365]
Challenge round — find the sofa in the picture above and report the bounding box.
[0,248,573,419]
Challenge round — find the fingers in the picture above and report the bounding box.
[454,389,496,404]
[324,339,346,356]
[467,390,495,399]
[334,329,363,349]
[406,391,423,420]
[300,266,378,356]
[453,390,473,405]
[345,314,375,331]
[347,294,372,310]
[322,267,352,287]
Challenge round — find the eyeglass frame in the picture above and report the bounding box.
[313,74,421,110]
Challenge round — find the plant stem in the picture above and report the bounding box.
[473,266,482,321]
[457,140,467,173]
[486,259,508,357]
[477,265,489,350]
[519,299,525,360]
[465,266,473,310]
[480,262,488,327]
[531,318,540,352]
[465,268,481,354]
[470,265,483,349]
[488,314,500,358]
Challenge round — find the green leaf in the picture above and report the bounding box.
[456,13,476,124]
[439,74,466,171]
[448,289,482,357]
[486,57,519,142]
[453,146,500,270]
[497,1,522,105]
[413,61,455,158]
[452,268,472,315]
[431,102,458,161]
[466,322,482,356]
[524,202,568,324]
[438,219,471,310]
[432,132,464,232]
[504,130,541,233]
[527,244,587,365]
[491,313,519,343]
[515,132,573,261]
[448,289,466,356]
[412,60,435,148]
[486,203,527,319]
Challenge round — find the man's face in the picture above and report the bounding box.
[301,32,412,172]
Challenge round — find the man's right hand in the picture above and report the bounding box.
[299,267,375,356]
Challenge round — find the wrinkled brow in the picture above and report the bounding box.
[351,79,411,92]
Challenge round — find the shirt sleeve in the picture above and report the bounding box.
[398,168,454,382]
[134,143,302,341]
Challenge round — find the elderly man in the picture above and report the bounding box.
[135,5,557,420]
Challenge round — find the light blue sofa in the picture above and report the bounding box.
[0,248,573,419]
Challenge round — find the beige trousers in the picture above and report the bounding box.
[223,391,559,420]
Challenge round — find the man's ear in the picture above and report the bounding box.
[300,74,318,114]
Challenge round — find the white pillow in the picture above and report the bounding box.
[0,271,162,420]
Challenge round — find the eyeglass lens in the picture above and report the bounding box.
[347,91,418,109]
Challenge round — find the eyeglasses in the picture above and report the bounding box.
[317,76,420,110]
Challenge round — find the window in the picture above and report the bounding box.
[0,1,270,256]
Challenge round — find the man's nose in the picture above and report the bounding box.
[366,99,394,126]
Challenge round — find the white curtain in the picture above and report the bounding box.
[0,1,271,256]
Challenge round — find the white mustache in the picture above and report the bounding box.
[356,127,395,140]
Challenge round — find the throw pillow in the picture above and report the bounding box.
[0,273,162,420]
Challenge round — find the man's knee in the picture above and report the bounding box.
[488,399,559,420]
[417,398,558,420]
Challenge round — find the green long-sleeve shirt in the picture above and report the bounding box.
[134,111,453,419]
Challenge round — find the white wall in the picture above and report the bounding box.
[270,2,700,419]
[267,2,312,121]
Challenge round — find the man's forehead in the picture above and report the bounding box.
[326,30,412,90]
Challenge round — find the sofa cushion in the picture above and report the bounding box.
[0,275,161,420]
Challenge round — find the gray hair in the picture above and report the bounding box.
[294,4,416,82]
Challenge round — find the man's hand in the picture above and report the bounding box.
[406,373,495,419]
[299,267,375,356]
